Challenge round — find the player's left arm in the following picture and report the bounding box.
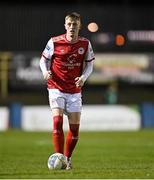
[75,41,95,87]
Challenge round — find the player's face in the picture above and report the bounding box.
[65,18,81,41]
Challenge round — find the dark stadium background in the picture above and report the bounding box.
[0,0,154,106]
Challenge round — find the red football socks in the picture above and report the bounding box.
[52,115,64,154]
[65,124,80,158]
[52,116,80,158]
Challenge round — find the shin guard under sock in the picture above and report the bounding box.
[65,124,79,158]
[52,115,64,154]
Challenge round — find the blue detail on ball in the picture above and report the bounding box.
[49,156,57,167]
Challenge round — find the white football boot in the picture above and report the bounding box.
[66,157,72,170]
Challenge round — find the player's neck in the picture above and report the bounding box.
[66,34,78,43]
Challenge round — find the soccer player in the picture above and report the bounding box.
[40,12,95,170]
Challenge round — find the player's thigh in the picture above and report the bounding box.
[52,107,64,116]
[67,112,81,124]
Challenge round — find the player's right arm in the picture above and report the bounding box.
[39,38,54,80]
[40,56,52,80]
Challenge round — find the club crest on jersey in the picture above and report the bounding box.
[78,47,84,55]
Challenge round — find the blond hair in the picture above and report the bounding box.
[65,12,81,22]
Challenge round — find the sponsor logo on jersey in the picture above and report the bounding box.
[61,54,81,69]
[67,54,77,63]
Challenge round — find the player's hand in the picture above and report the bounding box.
[43,71,52,80]
[75,76,84,88]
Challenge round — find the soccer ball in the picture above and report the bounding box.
[47,153,67,170]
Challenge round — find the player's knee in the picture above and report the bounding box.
[70,124,80,137]
[53,115,63,133]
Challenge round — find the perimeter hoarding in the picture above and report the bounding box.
[4,52,154,92]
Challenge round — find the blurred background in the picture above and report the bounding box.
[1,0,154,131]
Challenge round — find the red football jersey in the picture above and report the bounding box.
[42,34,95,93]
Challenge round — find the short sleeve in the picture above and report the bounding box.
[85,41,95,62]
[42,38,54,60]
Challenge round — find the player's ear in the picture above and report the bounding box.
[79,24,82,30]
[64,24,67,30]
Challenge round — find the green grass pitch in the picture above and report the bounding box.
[0,129,154,179]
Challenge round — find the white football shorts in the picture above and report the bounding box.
[48,89,82,113]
